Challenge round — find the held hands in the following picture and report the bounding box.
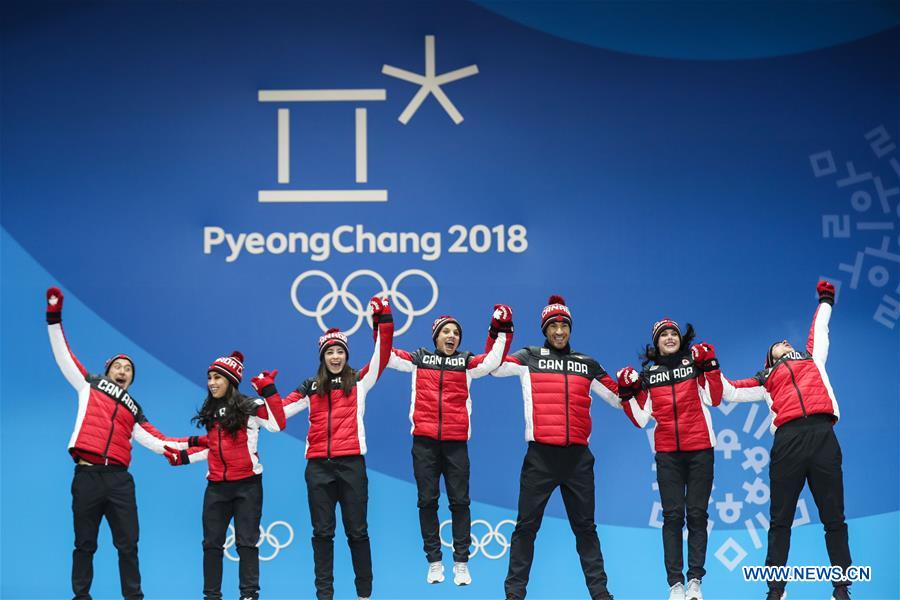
[251,370,279,397]
[46,287,64,324]
[163,445,188,466]
[369,295,392,339]
[817,280,835,305]
[691,343,719,372]
[616,366,641,401]
[489,304,514,337]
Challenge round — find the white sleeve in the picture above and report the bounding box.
[467,332,510,379]
[627,395,653,428]
[47,323,89,392]
[721,377,769,403]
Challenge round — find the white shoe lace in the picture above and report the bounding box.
[453,562,472,585]
[669,582,685,600]
[427,561,444,583]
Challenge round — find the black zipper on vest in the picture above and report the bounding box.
[671,383,681,451]
[564,359,570,446]
[783,361,808,417]
[217,427,229,481]
[437,359,446,441]
[327,389,333,458]
[101,403,120,465]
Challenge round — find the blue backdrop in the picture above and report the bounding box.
[2,1,898,598]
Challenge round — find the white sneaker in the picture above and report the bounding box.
[669,582,686,600]
[686,579,702,600]
[426,561,445,584]
[453,562,472,586]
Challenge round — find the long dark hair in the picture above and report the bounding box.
[192,383,253,436]
[314,361,357,397]
[640,323,696,367]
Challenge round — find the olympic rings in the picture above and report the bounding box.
[224,520,294,562]
[439,518,517,560]
[290,269,439,336]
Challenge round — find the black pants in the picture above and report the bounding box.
[202,475,263,600]
[766,416,851,592]
[306,456,372,600]
[655,448,714,586]
[505,442,610,600]
[71,465,142,600]
[412,436,471,563]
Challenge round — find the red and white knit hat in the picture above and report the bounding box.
[651,318,681,347]
[540,295,572,333]
[209,351,244,387]
[318,328,349,360]
[431,315,462,345]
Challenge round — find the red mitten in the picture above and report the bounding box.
[46,287,64,324]
[489,303,514,339]
[817,280,835,305]
[691,343,720,372]
[251,370,279,397]
[163,445,188,466]
[616,366,641,400]
[369,296,393,340]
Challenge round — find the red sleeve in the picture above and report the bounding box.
[699,370,724,407]
[256,393,287,430]
[357,314,395,388]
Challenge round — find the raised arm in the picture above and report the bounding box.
[357,296,395,393]
[249,370,287,432]
[387,348,416,373]
[691,343,723,407]
[807,280,834,365]
[721,375,769,403]
[45,287,90,392]
[469,304,514,379]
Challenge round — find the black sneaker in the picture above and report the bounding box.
[832,585,851,600]
[765,590,785,600]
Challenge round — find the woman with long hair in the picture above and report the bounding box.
[616,319,723,600]
[271,296,393,600]
[163,351,285,600]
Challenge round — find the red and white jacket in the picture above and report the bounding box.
[387,331,511,441]
[492,344,621,446]
[621,355,723,452]
[722,303,839,433]
[278,317,394,459]
[48,322,189,466]
[180,393,286,481]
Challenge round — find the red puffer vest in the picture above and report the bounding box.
[495,344,620,446]
[637,356,722,452]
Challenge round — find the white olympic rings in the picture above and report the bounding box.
[224,520,294,562]
[439,518,517,560]
[290,269,439,336]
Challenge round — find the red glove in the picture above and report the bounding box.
[251,369,279,397]
[817,280,835,305]
[489,304,514,337]
[691,343,719,372]
[46,287,64,324]
[369,296,393,339]
[163,445,189,466]
[616,366,641,400]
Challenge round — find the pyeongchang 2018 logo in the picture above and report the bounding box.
[257,35,477,204]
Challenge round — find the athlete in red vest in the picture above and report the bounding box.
[722,281,851,600]
[267,296,392,600]
[617,319,723,600]
[46,287,192,600]
[387,304,513,586]
[163,352,285,600]
[492,295,620,600]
